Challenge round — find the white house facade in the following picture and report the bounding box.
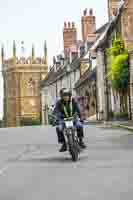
[41,58,81,124]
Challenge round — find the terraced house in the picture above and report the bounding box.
[90,0,133,121]
[41,9,98,124]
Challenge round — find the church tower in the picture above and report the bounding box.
[2,41,48,127]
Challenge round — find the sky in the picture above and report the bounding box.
[0,0,108,119]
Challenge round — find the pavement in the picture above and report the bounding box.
[110,121,133,131]
[0,125,133,199]
[85,119,133,132]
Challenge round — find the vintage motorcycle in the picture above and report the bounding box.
[50,113,82,162]
[63,116,81,162]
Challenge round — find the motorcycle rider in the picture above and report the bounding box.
[54,88,86,152]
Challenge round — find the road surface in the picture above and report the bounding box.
[0,124,132,200]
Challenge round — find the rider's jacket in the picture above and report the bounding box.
[53,98,81,120]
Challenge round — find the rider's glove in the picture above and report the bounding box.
[80,119,84,123]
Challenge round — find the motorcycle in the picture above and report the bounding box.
[63,117,81,162]
[51,113,82,162]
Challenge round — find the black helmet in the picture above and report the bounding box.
[62,88,72,97]
[59,88,66,98]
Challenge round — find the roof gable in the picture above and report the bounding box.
[75,67,96,88]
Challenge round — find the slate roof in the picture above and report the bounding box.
[74,2,124,90]
[74,22,108,89]
[41,57,81,87]
[41,2,124,89]
[95,23,109,34]
[75,67,96,89]
[40,69,56,87]
[86,42,95,50]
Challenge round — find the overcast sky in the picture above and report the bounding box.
[0,0,108,119]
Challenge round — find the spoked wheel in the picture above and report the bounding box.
[68,135,79,162]
[69,145,78,162]
[74,139,81,153]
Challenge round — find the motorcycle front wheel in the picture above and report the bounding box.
[68,135,78,162]
[70,145,78,162]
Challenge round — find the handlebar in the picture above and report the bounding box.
[64,116,80,121]
[64,117,74,121]
[50,113,81,121]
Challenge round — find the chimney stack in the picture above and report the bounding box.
[81,8,96,42]
[108,0,120,19]
[63,21,77,58]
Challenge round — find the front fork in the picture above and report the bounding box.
[66,129,81,153]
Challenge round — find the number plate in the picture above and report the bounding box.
[65,121,73,128]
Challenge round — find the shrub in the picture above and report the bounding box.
[114,112,128,119]
[20,118,41,126]
[106,37,129,113]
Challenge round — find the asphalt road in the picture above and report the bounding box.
[0,124,133,200]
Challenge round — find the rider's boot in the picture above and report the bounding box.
[56,129,67,152]
[79,137,86,149]
[59,142,67,152]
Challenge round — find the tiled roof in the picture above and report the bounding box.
[75,67,96,89]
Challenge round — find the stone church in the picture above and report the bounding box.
[1,41,48,127]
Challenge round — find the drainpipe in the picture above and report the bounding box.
[95,69,98,120]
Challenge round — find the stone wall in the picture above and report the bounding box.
[129,51,133,119]
[96,48,107,120]
[3,64,47,127]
